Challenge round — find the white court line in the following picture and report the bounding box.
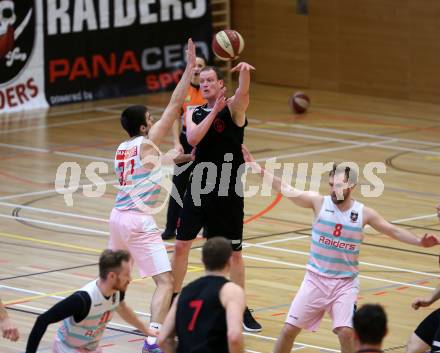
[242,242,440,279]
[53,151,113,162]
[0,214,108,235]
[393,213,438,223]
[0,143,50,153]
[0,202,108,223]
[255,143,367,162]
[8,301,338,352]
[247,127,364,145]
[242,254,435,290]
[248,118,440,147]
[0,114,118,134]
[257,236,309,245]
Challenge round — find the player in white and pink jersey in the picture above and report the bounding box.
[26,250,156,353]
[108,38,196,353]
[242,145,440,353]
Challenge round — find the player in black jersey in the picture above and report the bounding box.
[170,62,262,332]
[159,237,245,353]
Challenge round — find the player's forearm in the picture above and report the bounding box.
[168,64,193,110]
[160,338,177,353]
[430,285,440,303]
[117,304,149,336]
[236,69,251,96]
[389,227,422,246]
[26,314,50,353]
[172,119,181,146]
[187,111,217,146]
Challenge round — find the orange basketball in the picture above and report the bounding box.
[212,30,245,61]
[289,92,310,114]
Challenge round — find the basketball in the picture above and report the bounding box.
[211,29,245,61]
[289,92,310,114]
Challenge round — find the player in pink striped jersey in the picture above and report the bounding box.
[242,145,440,353]
[109,39,196,353]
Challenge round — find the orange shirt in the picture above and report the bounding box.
[181,84,206,128]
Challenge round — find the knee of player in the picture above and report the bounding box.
[281,323,301,339]
[156,272,174,290]
[174,240,192,255]
[230,250,243,262]
[335,326,354,342]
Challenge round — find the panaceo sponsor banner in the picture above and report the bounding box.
[43,0,212,106]
[0,0,48,112]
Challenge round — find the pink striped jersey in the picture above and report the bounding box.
[307,196,364,278]
[113,136,162,213]
[56,280,121,350]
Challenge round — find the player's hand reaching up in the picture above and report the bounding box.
[231,62,255,72]
[186,38,196,69]
[420,233,440,247]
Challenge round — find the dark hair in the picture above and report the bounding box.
[202,237,232,271]
[353,304,387,345]
[195,49,208,65]
[120,105,148,137]
[329,162,358,186]
[99,249,131,280]
[201,66,224,81]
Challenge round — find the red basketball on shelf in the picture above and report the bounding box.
[211,29,245,61]
[289,92,310,114]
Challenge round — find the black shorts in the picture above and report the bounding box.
[414,308,440,348]
[176,184,244,251]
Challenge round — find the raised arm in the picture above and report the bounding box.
[227,62,255,127]
[364,206,440,247]
[171,119,183,153]
[158,295,178,353]
[186,88,227,146]
[220,283,245,353]
[148,39,196,146]
[242,145,323,211]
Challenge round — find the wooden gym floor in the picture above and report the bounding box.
[0,83,439,353]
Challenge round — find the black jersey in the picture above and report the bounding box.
[176,276,229,353]
[192,104,246,167]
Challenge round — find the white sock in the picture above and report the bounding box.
[146,322,161,345]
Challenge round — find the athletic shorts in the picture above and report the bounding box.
[286,271,359,332]
[53,339,102,353]
[109,208,171,277]
[414,308,440,348]
[176,183,244,251]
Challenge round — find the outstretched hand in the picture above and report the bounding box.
[231,62,256,72]
[186,38,196,69]
[420,233,440,247]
